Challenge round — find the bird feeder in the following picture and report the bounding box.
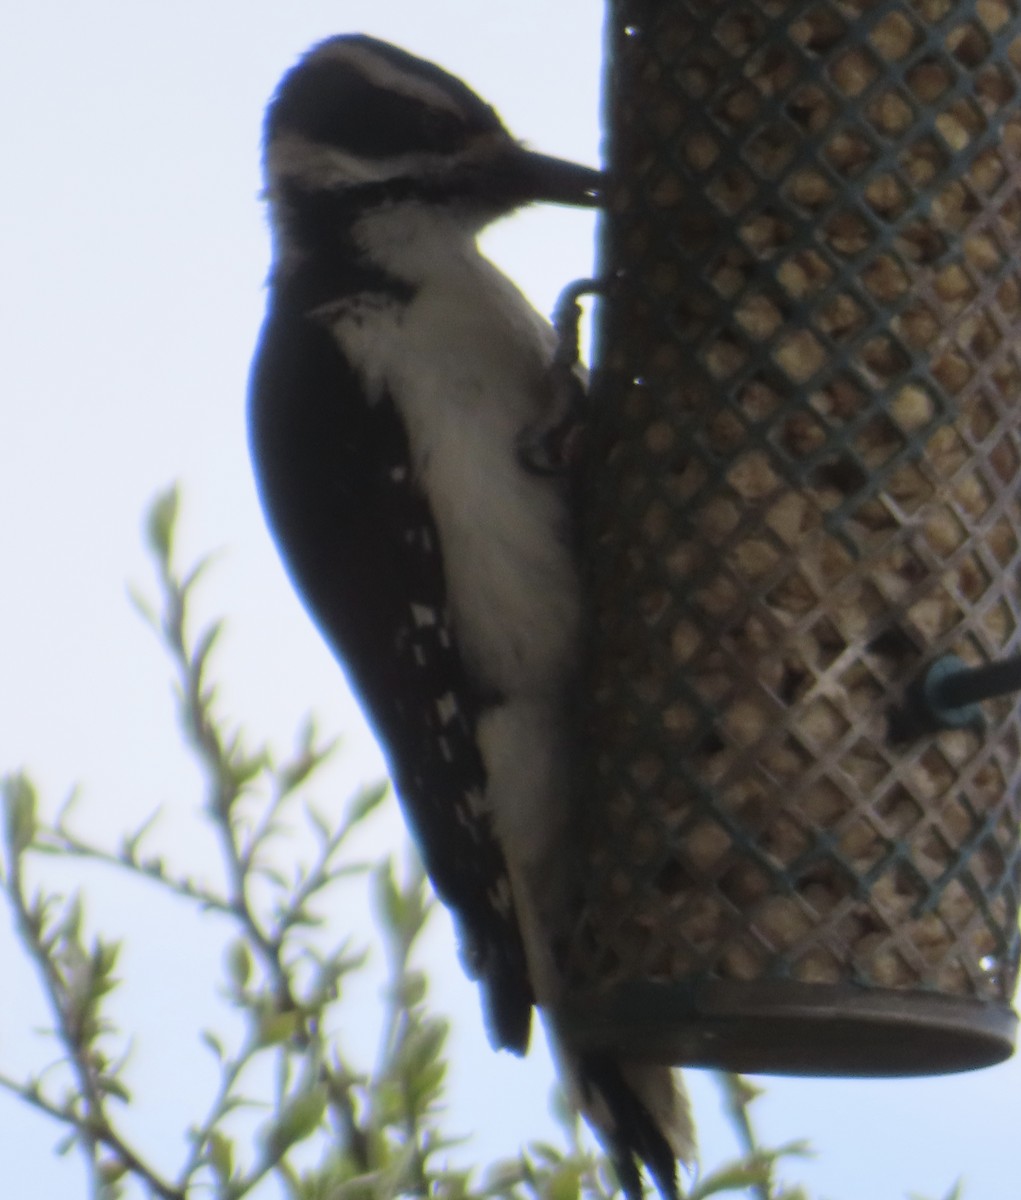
[564,0,1021,1075]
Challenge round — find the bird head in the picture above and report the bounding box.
[263,34,602,241]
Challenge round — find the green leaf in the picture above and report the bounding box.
[482,1157,529,1191]
[97,1158,127,1184]
[55,1130,78,1157]
[407,1059,446,1112]
[119,808,162,864]
[226,939,252,990]
[57,894,85,944]
[206,1130,234,1181]
[403,1017,447,1079]
[528,1141,567,1166]
[200,1030,225,1062]
[95,939,122,980]
[277,720,336,794]
[343,781,390,831]
[373,860,403,936]
[722,1072,763,1107]
[256,1008,303,1047]
[690,1161,774,1198]
[178,553,216,605]
[400,970,427,1009]
[546,1163,583,1200]
[306,804,333,845]
[191,620,222,677]
[264,1085,328,1156]
[907,1183,964,1200]
[126,584,158,629]
[97,1074,131,1104]
[2,773,38,855]
[314,941,368,991]
[145,486,179,560]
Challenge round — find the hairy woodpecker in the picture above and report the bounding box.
[249,34,693,1197]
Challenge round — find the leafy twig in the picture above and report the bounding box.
[1,775,180,1200]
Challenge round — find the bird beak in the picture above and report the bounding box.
[502,146,604,208]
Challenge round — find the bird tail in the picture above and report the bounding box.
[542,1016,695,1200]
[581,1056,694,1200]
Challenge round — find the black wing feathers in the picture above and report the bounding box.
[581,1056,680,1200]
[248,294,532,1052]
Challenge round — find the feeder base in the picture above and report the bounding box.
[561,981,1017,1076]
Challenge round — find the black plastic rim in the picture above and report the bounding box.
[561,980,1017,1076]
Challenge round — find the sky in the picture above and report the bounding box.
[1,2,1019,1198]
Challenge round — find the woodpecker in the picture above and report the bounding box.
[249,34,692,1198]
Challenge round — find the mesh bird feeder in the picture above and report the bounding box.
[564,0,1021,1075]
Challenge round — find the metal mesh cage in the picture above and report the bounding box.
[564,0,1021,1074]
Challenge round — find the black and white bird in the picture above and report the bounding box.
[248,34,692,1198]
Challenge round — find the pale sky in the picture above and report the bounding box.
[1,3,1019,1198]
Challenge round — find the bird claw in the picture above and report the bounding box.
[516,372,586,475]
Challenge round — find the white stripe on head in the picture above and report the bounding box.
[266,131,438,190]
[311,38,474,119]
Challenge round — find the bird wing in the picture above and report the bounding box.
[248,293,533,1052]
